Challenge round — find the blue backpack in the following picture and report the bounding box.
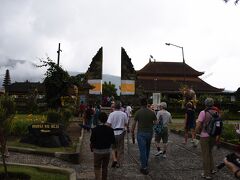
[153,115,164,134]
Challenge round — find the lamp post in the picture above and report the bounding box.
[57,43,62,66]
[165,43,186,83]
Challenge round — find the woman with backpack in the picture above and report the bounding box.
[195,98,219,179]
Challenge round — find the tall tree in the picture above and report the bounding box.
[2,69,11,88]
[102,81,117,98]
[38,57,71,109]
[223,0,239,4]
[0,95,16,178]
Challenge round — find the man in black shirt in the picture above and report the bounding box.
[90,112,115,180]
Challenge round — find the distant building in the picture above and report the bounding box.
[5,81,46,112]
[0,87,5,96]
[6,81,45,98]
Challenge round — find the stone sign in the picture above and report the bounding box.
[21,122,71,148]
[31,123,61,134]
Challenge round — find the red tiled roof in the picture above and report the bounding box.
[137,78,223,93]
[137,61,203,77]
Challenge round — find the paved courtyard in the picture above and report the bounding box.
[2,122,237,180]
[77,129,236,180]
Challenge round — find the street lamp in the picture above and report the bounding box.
[165,43,186,82]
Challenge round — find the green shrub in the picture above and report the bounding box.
[11,120,30,136]
[46,108,73,128]
[10,114,46,136]
[221,123,238,142]
[61,108,72,126]
[47,110,62,123]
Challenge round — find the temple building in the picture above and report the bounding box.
[120,48,230,104]
[136,60,224,101]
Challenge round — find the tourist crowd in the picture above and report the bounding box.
[79,98,240,180]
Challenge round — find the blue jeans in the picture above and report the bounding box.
[137,132,153,169]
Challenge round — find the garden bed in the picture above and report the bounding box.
[7,137,76,153]
[0,164,71,180]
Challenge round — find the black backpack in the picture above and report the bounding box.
[204,109,223,137]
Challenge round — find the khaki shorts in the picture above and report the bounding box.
[155,127,168,144]
[112,131,125,150]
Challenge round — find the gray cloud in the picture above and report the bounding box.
[0,0,240,91]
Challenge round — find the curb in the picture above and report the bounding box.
[0,162,76,180]
[8,146,55,157]
[78,127,85,157]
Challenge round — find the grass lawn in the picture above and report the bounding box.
[169,122,184,131]
[0,165,69,180]
[170,118,240,145]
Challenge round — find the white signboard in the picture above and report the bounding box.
[153,93,161,105]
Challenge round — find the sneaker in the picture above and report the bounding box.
[211,170,217,174]
[155,151,163,156]
[190,139,194,143]
[193,139,199,147]
[201,173,212,179]
[140,168,149,175]
[163,154,167,158]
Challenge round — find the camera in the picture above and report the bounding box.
[217,153,240,170]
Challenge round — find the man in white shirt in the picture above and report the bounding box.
[125,104,132,132]
[107,101,128,168]
[126,104,132,118]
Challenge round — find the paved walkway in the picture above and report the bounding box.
[2,121,237,180]
[76,130,236,180]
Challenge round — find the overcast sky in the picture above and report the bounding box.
[0,0,239,91]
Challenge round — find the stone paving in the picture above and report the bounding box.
[132,133,235,180]
[1,122,237,180]
[77,129,236,180]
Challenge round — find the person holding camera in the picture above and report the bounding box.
[224,154,240,179]
[223,126,240,179]
[195,98,218,179]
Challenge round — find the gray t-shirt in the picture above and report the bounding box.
[156,109,172,127]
